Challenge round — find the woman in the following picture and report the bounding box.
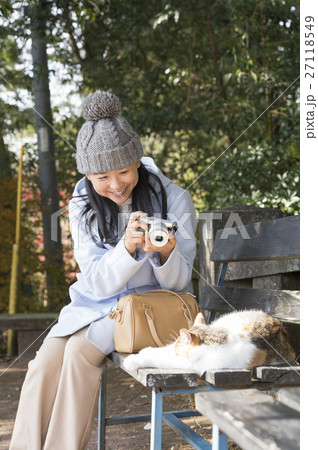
[10,90,197,449]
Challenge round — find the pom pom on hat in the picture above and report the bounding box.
[82,90,121,121]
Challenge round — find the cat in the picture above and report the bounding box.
[123,310,296,376]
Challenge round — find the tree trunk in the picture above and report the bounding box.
[28,1,64,311]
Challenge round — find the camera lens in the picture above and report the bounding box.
[149,221,169,247]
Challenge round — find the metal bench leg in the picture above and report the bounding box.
[98,365,107,450]
[212,423,228,450]
[150,388,163,450]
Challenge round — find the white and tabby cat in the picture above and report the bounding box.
[124,310,295,376]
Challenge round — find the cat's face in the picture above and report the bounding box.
[174,313,206,358]
[174,313,231,357]
[174,328,201,357]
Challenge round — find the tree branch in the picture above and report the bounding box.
[59,8,84,64]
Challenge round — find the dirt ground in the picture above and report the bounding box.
[0,355,240,450]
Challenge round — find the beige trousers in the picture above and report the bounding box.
[10,327,106,450]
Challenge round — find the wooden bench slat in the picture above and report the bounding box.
[107,352,200,388]
[200,285,300,322]
[0,313,59,330]
[211,215,300,262]
[196,389,300,450]
[108,354,255,389]
[142,369,200,388]
[225,258,300,281]
[204,369,252,387]
[253,365,300,386]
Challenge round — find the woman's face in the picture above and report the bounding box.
[86,161,141,204]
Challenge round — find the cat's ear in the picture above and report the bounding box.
[179,328,193,345]
[194,312,205,326]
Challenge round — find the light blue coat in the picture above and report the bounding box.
[46,157,197,354]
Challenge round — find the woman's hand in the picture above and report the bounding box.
[142,230,177,265]
[124,211,148,255]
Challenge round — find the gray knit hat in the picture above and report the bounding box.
[76,90,143,174]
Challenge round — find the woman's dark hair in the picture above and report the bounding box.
[79,162,167,246]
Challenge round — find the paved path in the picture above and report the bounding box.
[1,357,238,450]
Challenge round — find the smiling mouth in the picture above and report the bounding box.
[111,188,126,197]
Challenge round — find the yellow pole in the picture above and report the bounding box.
[8,145,25,356]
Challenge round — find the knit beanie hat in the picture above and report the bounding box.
[76,90,143,174]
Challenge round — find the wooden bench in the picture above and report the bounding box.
[0,313,58,361]
[98,215,300,450]
[196,387,300,450]
[195,214,300,449]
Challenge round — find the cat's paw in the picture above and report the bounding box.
[123,354,142,371]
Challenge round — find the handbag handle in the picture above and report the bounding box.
[142,290,195,347]
[142,304,165,347]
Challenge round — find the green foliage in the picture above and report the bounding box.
[199,141,300,215]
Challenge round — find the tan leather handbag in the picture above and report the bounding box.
[109,289,199,353]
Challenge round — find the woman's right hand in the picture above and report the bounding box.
[124,211,148,255]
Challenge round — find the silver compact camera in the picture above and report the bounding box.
[138,216,178,247]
